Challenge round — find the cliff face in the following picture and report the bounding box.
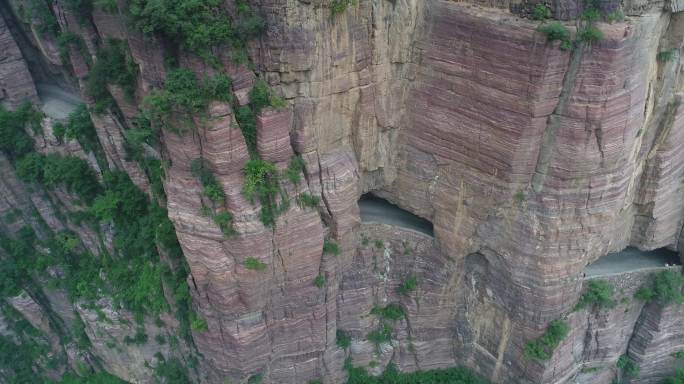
[1,0,684,383]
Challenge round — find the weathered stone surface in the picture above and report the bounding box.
[0,11,38,108]
[5,0,684,383]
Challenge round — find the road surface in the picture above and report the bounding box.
[585,247,681,278]
[36,83,83,119]
[359,195,434,236]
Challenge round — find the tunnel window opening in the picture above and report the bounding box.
[359,193,434,237]
[584,247,681,278]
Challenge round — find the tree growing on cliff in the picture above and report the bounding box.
[523,319,570,361]
[635,270,684,306]
[574,279,615,311]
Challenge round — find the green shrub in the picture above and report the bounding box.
[658,50,676,62]
[87,39,138,101]
[314,274,326,288]
[190,159,225,203]
[284,156,305,184]
[331,0,357,15]
[367,323,393,346]
[575,280,615,310]
[532,4,551,20]
[336,329,352,349]
[129,0,264,64]
[673,349,684,359]
[22,0,59,35]
[248,374,263,384]
[371,303,404,321]
[607,9,625,23]
[62,0,94,23]
[634,270,684,306]
[235,106,257,154]
[374,240,384,249]
[345,362,490,384]
[123,328,148,345]
[579,26,603,43]
[244,257,267,271]
[243,159,286,226]
[0,103,41,161]
[62,105,101,154]
[323,239,340,256]
[94,0,118,12]
[581,8,600,22]
[559,40,573,51]
[524,319,569,361]
[143,69,232,131]
[57,32,88,66]
[665,369,684,384]
[396,276,418,295]
[539,22,570,43]
[617,355,640,378]
[154,358,190,384]
[213,212,236,236]
[297,193,320,208]
[249,79,286,114]
[190,313,208,331]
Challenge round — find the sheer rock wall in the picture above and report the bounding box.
[1,0,684,383]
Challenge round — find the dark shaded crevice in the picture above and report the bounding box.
[0,1,74,90]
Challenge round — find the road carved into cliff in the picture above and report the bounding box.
[585,247,681,278]
[359,194,434,236]
[36,83,83,119]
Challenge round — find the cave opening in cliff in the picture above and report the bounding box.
[584,247,681,278]
[359,193,434,236]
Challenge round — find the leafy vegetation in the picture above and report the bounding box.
[634,270,684,306]
[248,373,264,384]
[336,329,352,349]
[235,79,287,156]
[213,211,236,236]
[191,159,226,204]
[314,274,326,288]
[243,159,288,226]
[55,105,102,157]
[575,280,615,310]
[396,276,418,295]
[143,69,231,131]
[284,156,305,184]
[523,319,570,361]
[190,313,208,331]
[606,9,624,23]
[244,257,267,271]
[154,357,191,384]
[538,22,571,50]
[345,362,490,384]
[86,39,138,104]
[616,355,640,378]
[331,0,357,15]
[367,323,393,347]
[127,0,264,63]
[371,303,405,321]
[658,50,677,62]
[57,32,88,67]
[532,4,551,20]
[579,25,603,43]
[17,153,102,204]
[323,239,340,256]
[0,103,42,161]
[19,0,59,35]
[298,193,320,208]
[664,369,684,384]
